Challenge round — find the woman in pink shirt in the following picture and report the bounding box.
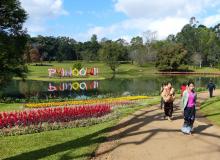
[181,81,197,134]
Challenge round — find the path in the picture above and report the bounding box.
[93,90,220,160]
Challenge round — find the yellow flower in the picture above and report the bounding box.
[24,96,149,108]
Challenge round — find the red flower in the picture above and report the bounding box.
[0,104,111,129]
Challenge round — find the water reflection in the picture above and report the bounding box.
[0,75,219,100]
[48,81,98,92]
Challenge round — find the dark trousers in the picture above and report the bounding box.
[209,89,213,98]
[164,102,173,117]
[160,97,164,109]
[184,107,196,127]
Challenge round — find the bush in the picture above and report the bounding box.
[73,62,83,70]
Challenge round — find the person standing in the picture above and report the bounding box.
[207,80,216,98]
[180,82,187,97]
[161,82,175,121]
[160,82,166,109]
[181,81,197,134]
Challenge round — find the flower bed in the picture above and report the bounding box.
[24,96,149,108]
[0,113,118,136]
[0,105,111,129]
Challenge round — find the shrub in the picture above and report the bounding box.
[73,62,83,70]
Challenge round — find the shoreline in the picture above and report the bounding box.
[156,72,220,75]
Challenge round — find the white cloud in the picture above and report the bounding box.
[78,17,188,41]
[147,17,189,39]
[114,0,220,18]
[203,14,220,27]
[20,0,68,35]
[76,0,220,41]
[20,0,220,41]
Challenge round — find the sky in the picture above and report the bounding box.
[20,0,220,42]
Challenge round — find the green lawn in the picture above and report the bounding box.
[0,121,113,160]
[0,103,23,112]
[190,66,220,73]
[13,61,220,81]
[24,61,110,81]
[0,97,160,160]
[200,97,220,126]
[14,61,158,81]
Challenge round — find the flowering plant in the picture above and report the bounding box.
[0,104,111,129]
[24,96,149,108]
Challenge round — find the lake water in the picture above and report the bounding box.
[0,75,219,100]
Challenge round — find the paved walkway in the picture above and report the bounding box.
[93,90,220,160]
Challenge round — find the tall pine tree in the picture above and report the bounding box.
[0,0,28,84]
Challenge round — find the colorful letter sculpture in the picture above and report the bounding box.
[48,67,98,78]
[48,69,56,77]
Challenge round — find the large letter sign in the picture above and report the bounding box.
[48,69,56,77]
[48,67,99,78]
[79,68,87,76]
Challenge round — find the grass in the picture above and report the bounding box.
[13,61,220,81]
[0,121,114,160]
[23,61,110,81]
[0,97,160,160]
[190,66,220,73]
[14,61,159,81]
[200,96,220,126]
[0,103,23,112]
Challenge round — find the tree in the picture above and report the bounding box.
[99,41,122,73]
[129,36,144,65]
[130,36,143,47]
[30,48,40,62]
[91,34,98,43]
[90,34,100,60]
[56,37,76,62]
[196,27,220,66]
[28,36,78,62]
[155,41,187,71]
[80,35,100,61]
[129,47,149,66]
[177,24,220,67]
[166,34,176,42]
[212,23,220,39]
[0,0,28,84]
[80,49,93,62]
[143,30,157,44]
[116,38,129,61]
[176,17,220,67]
[23,43,32,63]
[189,16,199,27]
[143,31,157,62]
[129,34,156,66]
[33,36,59,61]
[176,24,199,64]
[192,53,202,68]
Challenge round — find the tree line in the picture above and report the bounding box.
[26,17,220,71]
[1,0,220,84]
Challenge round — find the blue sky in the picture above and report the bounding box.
[20,0,220,42]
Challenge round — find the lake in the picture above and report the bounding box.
[0,75,219,100]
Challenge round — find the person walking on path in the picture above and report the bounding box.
[181,81,197,134]
[161,82,175,121]
[180,82,187,97]
[207,80,216,98]
[160,82,166,109]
